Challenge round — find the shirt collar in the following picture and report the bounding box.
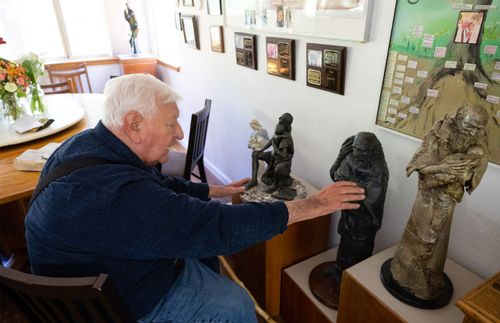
[92,120,149,170]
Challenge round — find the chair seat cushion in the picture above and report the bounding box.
[161,150,187,177]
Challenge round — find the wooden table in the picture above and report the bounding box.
[0,94,105,205]
[0,94,105,269]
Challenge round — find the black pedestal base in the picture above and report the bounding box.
[309,261,340,310]
[380,258,453,309]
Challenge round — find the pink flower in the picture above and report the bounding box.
[0,73,5,81]
[16,76,28,87]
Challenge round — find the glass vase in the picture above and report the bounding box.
[1,93,25,122]
[29,84,46,116]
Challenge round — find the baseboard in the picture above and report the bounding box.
[204,158,232,185]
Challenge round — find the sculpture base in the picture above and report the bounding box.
[380,258,453,309]
[242,178,307,202]
[308,261,340,310]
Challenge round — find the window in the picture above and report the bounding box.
[0,0,112,60]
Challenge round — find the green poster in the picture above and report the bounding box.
[376,0,500,165]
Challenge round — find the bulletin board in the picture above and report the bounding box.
[224,0,373,42]
[376,0,500,165]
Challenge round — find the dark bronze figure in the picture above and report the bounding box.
[309,132,389,309]
[381,104,489,309]
[246,113,296,200]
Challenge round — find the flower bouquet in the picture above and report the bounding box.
[0,59,30,121]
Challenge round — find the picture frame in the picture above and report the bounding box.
[224,0,373,42]
[266,37,295,80]
[182,0,194,7]
[174,12,182,31]
[306,43,346,95]
[181,15,199,49]
[375,0,499,165]
[207,0,222,15]
[210,26,224,53]
[235,33,257,70]
[454,11,485,44]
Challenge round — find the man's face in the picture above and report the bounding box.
[460,113,484,137]
[139,102,183,166]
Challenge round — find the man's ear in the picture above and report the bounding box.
[123,111,143,144]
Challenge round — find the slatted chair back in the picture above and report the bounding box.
[0,266,135,323]
[46,63,92,93]
[40,79,74,95]
[183,99,211,183]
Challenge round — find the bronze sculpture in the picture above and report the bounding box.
[246,113,296,200]
[124,3,139,54]
[381,104,489,309]
[309,132,389,309]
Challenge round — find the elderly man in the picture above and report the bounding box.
[389,104,489,303]
[26,74,365,322]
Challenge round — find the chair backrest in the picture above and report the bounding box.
[46,63,92,93]
[0,266,135,323]
[40,79,74,95]
[183,99,211,182]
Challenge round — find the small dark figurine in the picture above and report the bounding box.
[309,132,389,309]
[246,113,296,200]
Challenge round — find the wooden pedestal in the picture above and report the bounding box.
[228,178,330,317]
[337,245,482,323]
[456,271,500,323]
[281,248,339,323]
[118,54,158,77]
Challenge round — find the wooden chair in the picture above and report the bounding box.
[0,266,135,323]
[46,63,92,93]
[161,99,211,183]
[40,80,74,95]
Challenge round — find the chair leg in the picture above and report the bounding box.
[198,159,207,183]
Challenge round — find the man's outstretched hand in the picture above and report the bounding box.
[285,181,365,225]
[209,178,251,198]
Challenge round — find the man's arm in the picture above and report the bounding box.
[285,181,364,225]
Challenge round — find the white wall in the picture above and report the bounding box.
[158,0,499,280]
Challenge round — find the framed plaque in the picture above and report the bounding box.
[266,37,295,80]
[235,33,257,70]
[306,43,346,95]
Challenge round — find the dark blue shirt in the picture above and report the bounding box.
[25,121,288,319]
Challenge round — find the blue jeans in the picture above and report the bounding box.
[139,259,257,323]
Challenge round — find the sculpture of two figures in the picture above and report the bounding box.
[124,3,139,54]
[246,113,297,200]
[381,104,490,309]
[309,132,389,309]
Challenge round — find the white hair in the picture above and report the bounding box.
[102,74,181,127]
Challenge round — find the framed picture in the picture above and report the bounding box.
[182,0,194,7]
[306,43,346,95]
[174,12,182,31]
[454,11,485,44]
[224,0,373,42]
[181,15,199,49]
[207,0,222,15]
[235,33,257,70]
[266,37,295,80]
[375,0,499,165]
[210,26,224,53]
